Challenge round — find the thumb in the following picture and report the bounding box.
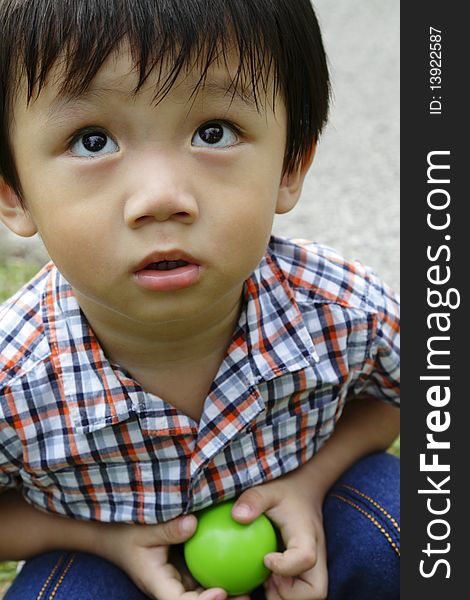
[232,487,274,524]
[153,514,198,546]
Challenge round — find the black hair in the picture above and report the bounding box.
[0,0,330,200]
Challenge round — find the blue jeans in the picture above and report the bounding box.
[5,452,399,599]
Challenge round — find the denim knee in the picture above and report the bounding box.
[5,551,149,600]
[323,452,400,600]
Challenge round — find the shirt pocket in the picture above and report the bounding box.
[23,460,131,510]
[20,417,196,522]
[227,395,340,487]
[23,459,177,522]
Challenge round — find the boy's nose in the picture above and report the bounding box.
[123,166,199,229]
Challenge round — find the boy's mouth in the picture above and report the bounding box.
[144,260,189,271]
[133,252,201,292]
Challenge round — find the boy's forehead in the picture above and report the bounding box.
[28,45,276,114]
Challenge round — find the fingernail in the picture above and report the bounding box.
[180,516,196,534]
[233,503,252,519]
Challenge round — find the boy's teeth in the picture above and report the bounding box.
[146,260,188,271]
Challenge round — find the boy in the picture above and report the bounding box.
[0,0,400,598]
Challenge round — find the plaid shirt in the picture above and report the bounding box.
[0,237,400,523]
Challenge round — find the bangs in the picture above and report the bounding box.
[15,0,282,110]
[1,0,329,195]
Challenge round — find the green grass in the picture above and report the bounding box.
[0,562,16,598]
[0,260,40,303]
[0,562,16,582]
[389,435,400,457]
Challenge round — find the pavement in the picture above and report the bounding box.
[272,0,400,292]
[0,0,399,292]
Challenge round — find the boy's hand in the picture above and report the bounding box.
[232,473,328,600]
[97,514,250,600]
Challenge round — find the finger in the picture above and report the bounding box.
[197,590,228,600]
[268,538,328,600]
[150,562,227,600]
[149,515,198,546]
[231,486,278,524]
[264,543,317,577]
[168,544,199,591]
[271,571,327,600]
[194,589,249,600]
[263,508,318,577]
[180,568,198,591]
[272,574,314,600]
[265,576,283,600]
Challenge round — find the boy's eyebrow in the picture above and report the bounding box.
[45,75,263,122]
[45,87,129,123]
[187,77,261,108]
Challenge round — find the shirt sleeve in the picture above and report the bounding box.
[349,270,400,406]
[0,419,22,491]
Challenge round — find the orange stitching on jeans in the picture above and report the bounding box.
[35,555,65,600]
[337,483,400,532]
[330,493,400,557]
[48,554,76,599]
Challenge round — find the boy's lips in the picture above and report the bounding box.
[133,250,202,292]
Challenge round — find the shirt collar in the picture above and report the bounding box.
[42,267,135,433]
[42,239,318,433]
[242,242,319,383]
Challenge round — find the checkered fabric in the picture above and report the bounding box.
[0,237,400,523]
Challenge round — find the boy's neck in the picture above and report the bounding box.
[73,286,243,377]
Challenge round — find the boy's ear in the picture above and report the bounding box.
[276,145,316,214]
[0,179,37,237]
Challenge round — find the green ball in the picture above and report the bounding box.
[184,500,278,596]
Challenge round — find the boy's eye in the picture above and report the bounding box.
[70,130,119,157]
[192,121,239,148]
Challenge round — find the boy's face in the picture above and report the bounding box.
[2,47,309,326]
